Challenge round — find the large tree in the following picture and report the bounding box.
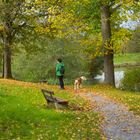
[71,0,140,86]
[0,0,28,78]
[0,0,50,78]
[100,1,117,86]
[100,0,140,86]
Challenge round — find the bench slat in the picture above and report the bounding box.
[55,98,68,103]
[44,95,55,102]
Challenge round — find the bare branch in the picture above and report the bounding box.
[12,22,26,37]
[109,1,115,7]
[111,1,123,13]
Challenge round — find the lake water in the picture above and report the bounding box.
[94,71,124,88]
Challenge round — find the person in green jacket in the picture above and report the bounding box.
[56,58,65,89]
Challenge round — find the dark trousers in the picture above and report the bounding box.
[58,76,64,89]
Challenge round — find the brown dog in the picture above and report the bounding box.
[74,76,87,90]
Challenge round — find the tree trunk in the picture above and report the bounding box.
[101,5,115,86]
[3,37,12,79]
[2,54,4,78]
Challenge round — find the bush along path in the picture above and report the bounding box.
[80,92,140,140]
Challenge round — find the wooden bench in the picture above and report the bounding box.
[41,89,68,109]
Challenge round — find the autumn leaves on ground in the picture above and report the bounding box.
[0,79,140,140]
[0,79,101,140]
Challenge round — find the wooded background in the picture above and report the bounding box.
[0,0,139,86]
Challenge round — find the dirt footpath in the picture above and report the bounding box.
[80,93,140,140]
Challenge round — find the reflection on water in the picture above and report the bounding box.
[94,71,124,88]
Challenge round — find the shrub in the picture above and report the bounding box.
[47,78,73,85]
[85,57,103,84]
[121,68,140,91]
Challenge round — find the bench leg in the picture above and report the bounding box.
[47,102,60,109]
[47,102,56,108]
[55,103,68,109]
[54,102,59,109]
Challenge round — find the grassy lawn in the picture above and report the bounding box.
[91,85,140,116]
[2,80,140,139]
[0,80,101,140]
[114,53,140,65]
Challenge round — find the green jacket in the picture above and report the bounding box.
[56,62,64,76]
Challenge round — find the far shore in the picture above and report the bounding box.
[115,63,140,68]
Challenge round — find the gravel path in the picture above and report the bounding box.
[80,93,140,140]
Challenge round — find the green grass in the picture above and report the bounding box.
[0,82,101,140]
[92,85,140,115]
[1,81,140,139]
[114,53,140,65]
